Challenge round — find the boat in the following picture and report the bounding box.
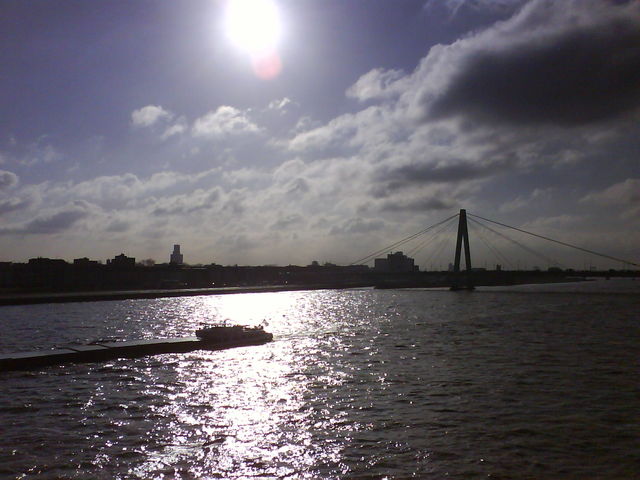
[195,324,273,345]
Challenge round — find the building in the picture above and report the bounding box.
[374,251,418,273]
[170,244,184,265]
[73,257,100,267]
[107,253,135,268]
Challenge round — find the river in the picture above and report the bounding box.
[1,279,638,479]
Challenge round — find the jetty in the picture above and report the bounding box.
[0,334,272,372]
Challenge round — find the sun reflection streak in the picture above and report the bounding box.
[103,290,383,478]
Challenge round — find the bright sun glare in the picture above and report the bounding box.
[225,0,282,56]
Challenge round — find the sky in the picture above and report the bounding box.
[1,0,639,269]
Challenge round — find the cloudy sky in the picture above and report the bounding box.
[1,0,639,268]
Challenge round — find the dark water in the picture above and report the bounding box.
[1,279,638,479]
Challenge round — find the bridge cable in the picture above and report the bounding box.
[468,217,562,268]
[349,213,459,265]
[421,223,459,271]
[406,215,458,258]
[467,220,515,269]
[418,216,460,269]
[468,213,639,267]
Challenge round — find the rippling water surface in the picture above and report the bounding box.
[1,279,639,479]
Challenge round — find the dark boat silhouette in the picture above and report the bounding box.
[195,324,273,345]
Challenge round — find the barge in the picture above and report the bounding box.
[0,325,273,372]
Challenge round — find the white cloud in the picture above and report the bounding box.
[581,179,640,206]
[346,68,406,102]
[20,141,62,166]
[192,106,260,138]
[267,97,296,112]
[161,118,188,140]
[131,105,172,127]
[581,178,640,218]
[150,187,221,217]
[286,105,403,157]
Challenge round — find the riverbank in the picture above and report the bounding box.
[0,271,632,306]
[0,283,371,306]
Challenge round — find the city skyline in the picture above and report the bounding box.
[1,0,639,267]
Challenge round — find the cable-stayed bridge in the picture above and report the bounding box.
[350,209,639,290]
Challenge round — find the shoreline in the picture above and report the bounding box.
[0,283,371,307]
[0,275,631,307]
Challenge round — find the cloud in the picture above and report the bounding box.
[283,177,310,196]
[499,188,554,213]
[267,97,296,112]
[270,213,304,231]
[51,170,220,211]
[414,0,640,126]
[430,0,528,17]
[0,203,89,235]
[379,195,454,213]
[151,188,221,216]
[374,158,511,192]
[346,68,406,102]
[161,118,188,140]
[20,141,61,166]
[192,106,260,138]
[0,197,31,215]
[131,105,172,127]
[581,178,640,218]
[0,170,18,189]
[286,105,401,158]
[582,178,640,206]
[104,219,131,233]
[330,218,386,235]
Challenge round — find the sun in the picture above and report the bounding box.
[224,0,282,57]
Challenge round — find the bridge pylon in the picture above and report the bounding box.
[451,209,475,291]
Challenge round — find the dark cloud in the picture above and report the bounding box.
[105,219,131,233]
[0,170,18,189]
[424,1,640,126]
[374,159,510,193]
[0,197,31,215]
[1,208,88,235]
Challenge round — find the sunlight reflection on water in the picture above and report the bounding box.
[125,290,363,479]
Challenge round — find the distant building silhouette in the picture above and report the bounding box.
[107,253,135,268]
[170,245,184,265]
[28,257,67,267]
[73,257,100,267]
[374,251,418,273]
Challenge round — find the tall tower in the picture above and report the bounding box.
[170,244,184,265]
[451,209,474,290]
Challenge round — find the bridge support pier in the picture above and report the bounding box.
[451,209,474,291]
